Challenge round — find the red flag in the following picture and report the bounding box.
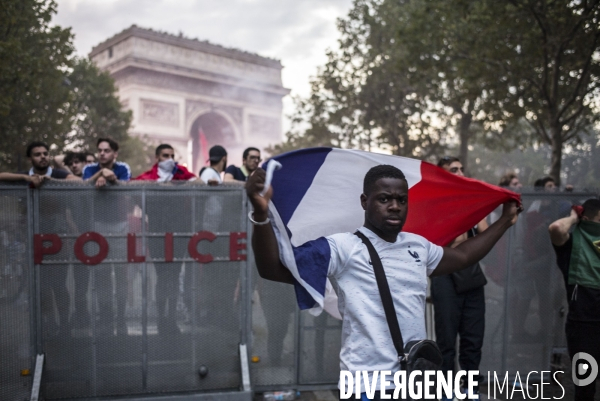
[406,162,519,245]
[199,128,209,168]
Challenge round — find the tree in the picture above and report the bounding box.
[271,0,452,159]
[0,0,74,170]
[487,0,600,184]
[67,58,132,150]
[67,58,153,177]
[389,0,527,170]
[0,0,147,175]
[275,0,599,183]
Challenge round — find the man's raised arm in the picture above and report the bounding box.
[246,169,295,284]
[548,208,578,246]
[432,201,521,276]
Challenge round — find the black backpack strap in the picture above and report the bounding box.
[354,230,405,363]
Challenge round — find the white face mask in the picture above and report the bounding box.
[158,159,175,173]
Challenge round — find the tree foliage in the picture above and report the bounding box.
[273,1,451,159]
[483,0,600,184]
[68,58,132,150]
[67,58,153,177]
[276,0,600,183]
[0,0,74,169]
[0,0,144,173]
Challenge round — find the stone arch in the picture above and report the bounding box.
[188,109,241,174]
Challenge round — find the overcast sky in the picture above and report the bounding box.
[54,0,354,131]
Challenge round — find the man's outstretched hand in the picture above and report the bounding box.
[246,168,272,220]
[501,200,523,226]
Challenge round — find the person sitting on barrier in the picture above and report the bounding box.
[63,151,87,178]
[549,199,600,401]
[199,145,227,186]
[0,141,80,187]
[224,147,261,183]
[135,144,196,182]
[83,137,131,187]
[246,164,522,399]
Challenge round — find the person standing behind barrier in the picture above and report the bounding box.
[224,147,261,183]
[507,177,560,348]
[135,144,196,182]
[63,151,95,331]
[549,199,600,401]
[135,144,196,335]
[84,137,131,336]
[499,172,523,191]
[0,141,80,186]
[431,156,488,400]
[199,145,227,186]
[82,137,131,186]
[84,151,96,165]
[483,172,523,288]
[64,152,87,178]
[0,142,79,338]
[197,145,240,333]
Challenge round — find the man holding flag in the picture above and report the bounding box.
[245,149,521,399]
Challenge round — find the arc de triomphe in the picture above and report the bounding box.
[90,25,289,173]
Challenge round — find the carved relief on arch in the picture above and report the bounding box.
[139,98,179,127]
[186,100,211,120]
[185,100,242,143]
[214,105,242,127]
[185,100,242,142]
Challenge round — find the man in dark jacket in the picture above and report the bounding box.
[431,156,489,400]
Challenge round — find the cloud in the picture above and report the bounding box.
[54,0,353,106]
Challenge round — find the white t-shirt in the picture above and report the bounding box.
[200,167,222,184]
[325,227,443,390]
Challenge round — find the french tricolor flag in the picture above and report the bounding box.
[263,147,519,317]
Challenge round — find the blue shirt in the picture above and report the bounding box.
[83,162,131,181]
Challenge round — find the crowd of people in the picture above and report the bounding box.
[0,138,263,187]
[0,138,580,194]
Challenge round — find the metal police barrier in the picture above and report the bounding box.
[0,183,597,400]
[477,192,594,382]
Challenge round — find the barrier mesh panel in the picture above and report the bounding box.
[251,263,298,386]
[503,195,572,374]
[0,188,32,401]
[144,189,244,393]
[34,186,245,399]
[298,311,342,384]
[37,189,144,398]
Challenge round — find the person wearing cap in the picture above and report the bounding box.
[199,145,227,186]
